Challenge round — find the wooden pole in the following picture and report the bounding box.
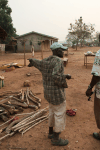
[41,49,43,60]
[24,42,26,66]
[41,42,43,60]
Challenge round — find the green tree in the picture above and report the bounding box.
[0,0,17,44]
[66,33,77,48]
[68,17,95,50]
[95,32,99,45]
[93,32,100,46]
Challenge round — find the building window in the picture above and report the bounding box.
[30,41,32,45]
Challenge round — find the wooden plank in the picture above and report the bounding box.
[0,97,10,105]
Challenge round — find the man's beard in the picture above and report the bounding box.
[57,53,63,58]
[53,49,64,58]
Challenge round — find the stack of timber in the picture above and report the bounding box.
[0,107,48,141]
[0,88,41,122]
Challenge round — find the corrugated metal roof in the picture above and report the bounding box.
[16,31,58,40]
[11,37,17,41]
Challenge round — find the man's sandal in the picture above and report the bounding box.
[48,134,54,139]
[51,138,69,146]
[93,132,100,140]
[48,132,61,139]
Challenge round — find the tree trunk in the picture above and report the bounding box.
[81,42,82,47]
[76,41,78,50]
[76,44,77,50]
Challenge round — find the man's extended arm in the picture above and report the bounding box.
[28,58,42,72]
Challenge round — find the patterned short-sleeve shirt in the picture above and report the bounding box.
[30,55,67,105]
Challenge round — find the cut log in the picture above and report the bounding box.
[12,96,24,103]
[6,103,23,112]
[0,115,9,122]
[19,124,32,133]
[22,116,48,135]
[0,111,35,128]
[0,126,7,133]
[11,112,36,130]
[6,113,35,134]
[0,132,15,141]
[0,91,19,98]
[25,88,29,105]
[6,117,27,134]
[28,105,38,110]
[14,109,23,113]
[29,90,41,103]
[21,90,25,102]
[0,110,10,121]
[0,97,11,105]
[0,111,7,116]
[28,95,41,108]
[14,106,23,112]
[8,100,28,108]
[0,106,5,112]
[16,92,22,99]
[18,115,48,132]
[12,109,47,131]
[0,104,15,115]
[0,110,10,117]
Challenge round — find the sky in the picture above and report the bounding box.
[8,0,100,42]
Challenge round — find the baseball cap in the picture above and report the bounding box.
[50,42,68,51]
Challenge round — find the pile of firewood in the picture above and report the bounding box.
[0,88,41,122]
[0,107,48,141]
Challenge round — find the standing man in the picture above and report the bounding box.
[86,49,100,140]
[31,44,34,57]
[28,42,71,146]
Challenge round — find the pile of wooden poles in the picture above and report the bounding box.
[0,88,41,122]
[0,107,48,141]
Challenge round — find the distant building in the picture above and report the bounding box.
[5,37,17,53]
[16,31,58,52]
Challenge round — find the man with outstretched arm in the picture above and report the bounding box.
[28,42,71,146]
[86,49,100,140]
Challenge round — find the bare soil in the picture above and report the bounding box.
[0,47,100,150]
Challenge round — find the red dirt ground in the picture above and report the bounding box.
[0,47,100,150]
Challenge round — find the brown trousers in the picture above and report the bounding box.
[94,92,100,129]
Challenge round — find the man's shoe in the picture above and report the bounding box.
[93,132,100,140]
[51,138,69,146]
[48,134,54,139]
[48,132,61,139]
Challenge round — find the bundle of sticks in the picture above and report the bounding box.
[0,88,41,122]
[0,107,49,141]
